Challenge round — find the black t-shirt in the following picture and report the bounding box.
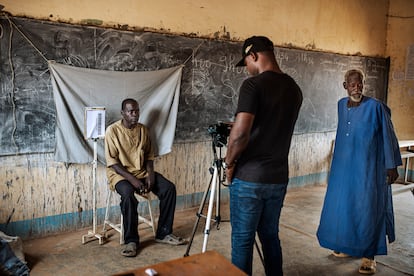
[234,71,303,183]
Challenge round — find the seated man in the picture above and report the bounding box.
[105,98,186,257]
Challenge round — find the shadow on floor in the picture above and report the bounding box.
[22,184,414,276]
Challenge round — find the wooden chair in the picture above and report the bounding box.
[103,187,156,244]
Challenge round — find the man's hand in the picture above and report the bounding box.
[225,166,235,184]
[110,163,148,193]
[130,178,146,193]
[142,160,155,194]
[387,168,399,184]
[144,177,154,193]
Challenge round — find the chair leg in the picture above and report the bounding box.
[103,188,124,244]
[147,198,156,237]
[405,158,410,184]
[137,194,157,237]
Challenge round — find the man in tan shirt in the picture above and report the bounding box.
[105,98,186,257]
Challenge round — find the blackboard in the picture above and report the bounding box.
[0,16,389,156]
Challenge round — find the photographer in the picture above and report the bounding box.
[225,36,303,275]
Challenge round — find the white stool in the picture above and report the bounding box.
[103,188,156,244]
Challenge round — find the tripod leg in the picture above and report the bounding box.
[202,165,219,253]
[184,172,214,257]
[215,166,222,229]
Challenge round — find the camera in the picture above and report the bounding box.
[207,121,232,147]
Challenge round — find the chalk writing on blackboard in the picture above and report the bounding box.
[0,16,389,156]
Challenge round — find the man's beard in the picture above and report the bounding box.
[350,93,362,103]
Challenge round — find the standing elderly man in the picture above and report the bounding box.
[225,36,303,275]
[317,69,402,274]
[105,98,186,258]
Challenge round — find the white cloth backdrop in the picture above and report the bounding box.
[49,61,183,164]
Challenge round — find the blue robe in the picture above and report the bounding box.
[317,96,402,257]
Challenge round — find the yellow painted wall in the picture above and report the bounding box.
[386,0,414,139]
[1,0,388,56]
[1,0,413,238]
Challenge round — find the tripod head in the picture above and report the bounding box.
[207,122,233,187]
[207,122,232,165]
[207,121,232,148]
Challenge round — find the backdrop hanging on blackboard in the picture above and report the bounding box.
[50,62,182,163]
[0,16,389,156]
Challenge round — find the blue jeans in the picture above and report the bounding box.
[230,178,288,276]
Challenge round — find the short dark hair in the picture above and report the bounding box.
[121,98,138,111]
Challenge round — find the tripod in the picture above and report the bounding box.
[184,137,226,256]
[183,127,265,269]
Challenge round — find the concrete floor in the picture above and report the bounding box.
[21,184,414,276]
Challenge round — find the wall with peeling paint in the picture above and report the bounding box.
[0,0,413,239]
[386,0,414,139]
[0,0,390,56]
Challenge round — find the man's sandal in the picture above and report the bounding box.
[332,251,351,258]
[358,258,376,274]
[121,242,137,257]
[155,234,187,245]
